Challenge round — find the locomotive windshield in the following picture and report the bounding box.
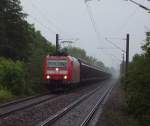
[47,59,67,68]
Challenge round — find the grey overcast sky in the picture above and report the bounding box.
[20,0,150,68]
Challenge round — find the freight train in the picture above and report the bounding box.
[43,54,111,89]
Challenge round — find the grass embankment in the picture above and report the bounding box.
[96,83,139,126]
[0,89,15,103]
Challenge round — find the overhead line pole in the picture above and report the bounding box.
[126,34,130,75]
[122,53,125,75]
[120,53,124,76]
[56,34,59,54]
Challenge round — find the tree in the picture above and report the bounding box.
[0,0,8,50]
[62,46,106,69]
[24,25,55,92]
[142,32,150,58]
[0,0,33,61]
[125,32,150,126]
[0,0,56,94]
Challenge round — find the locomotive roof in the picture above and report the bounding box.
[46,55,73,60]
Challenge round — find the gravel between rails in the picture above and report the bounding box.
[43,79,114,126]
[0,94,58,118]
[84,79,118,126]
[0,80,111,126]
[0,93,49,108]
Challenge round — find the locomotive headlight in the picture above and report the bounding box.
[64,75,67,80]
[56,68,59,71]
[46,75,50,79]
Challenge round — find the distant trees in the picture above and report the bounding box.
[63,47,105,69]
[124,32,150,126]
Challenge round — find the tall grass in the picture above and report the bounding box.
[0,88,14,103]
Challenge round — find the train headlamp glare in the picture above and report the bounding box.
[46,75,50,79]
[64,75,67,80]
[56,68,59,71]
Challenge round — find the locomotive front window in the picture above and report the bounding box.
[48,60,67,68]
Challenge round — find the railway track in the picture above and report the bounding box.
[0,93,58,118]
[37,81,115,126]
[80,86,113,126]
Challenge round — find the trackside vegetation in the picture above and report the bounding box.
[96,33,150,126]
[0,58,27,95]
[123,32,150,126]
[61,47,107,70]
[0,88,13,102]
[0,0,56,101]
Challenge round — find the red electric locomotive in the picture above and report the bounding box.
[43,54,111,89]
[43,55,80,87]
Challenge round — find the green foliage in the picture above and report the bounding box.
[0,0,33,61]
[64,47,86,59]
[0,57,30,95]
[0,0,55,94]
[124,32,150,126]
[21,25,55,92]
[142,32,150,57]
[63,47,105,69]
[0,88,13,102]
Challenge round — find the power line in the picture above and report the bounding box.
[102,52,122,62]
[85,2,126,53]
[31,2,62,34]
[29,15,57,34]
[98,52,122,68]
[85,2,102,42]
[117,7,138,34]
[105,38,126,53]
[97,47,122,50]
[32,0,75,39]
[85,1,125,65]
[125,0,150,12]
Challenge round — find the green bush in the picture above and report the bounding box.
[0,57,28,95]
[0,88,13,102]
[124,54,150,126]
[124,32,150,126]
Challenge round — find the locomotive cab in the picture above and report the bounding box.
[43,55,80,86]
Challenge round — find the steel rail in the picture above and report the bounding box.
[0,94,58,118]
[80,86,113,126]
[37,84,104,126]
[0,93,49,108]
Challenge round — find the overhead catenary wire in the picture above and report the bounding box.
[85,2,102,42]
[31,2,62,34]
[21,1,58,35]
[31,0,75,40]
[117,7,138,34]
[22,0,79,47]
[29,15,57,34]
[104,53,122,62]
[85,2,125,52]
[98,52,122,68]
[105,38,126,53]
[127,0,150,12]
[85,1,109,62]
[85,1,123,64]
